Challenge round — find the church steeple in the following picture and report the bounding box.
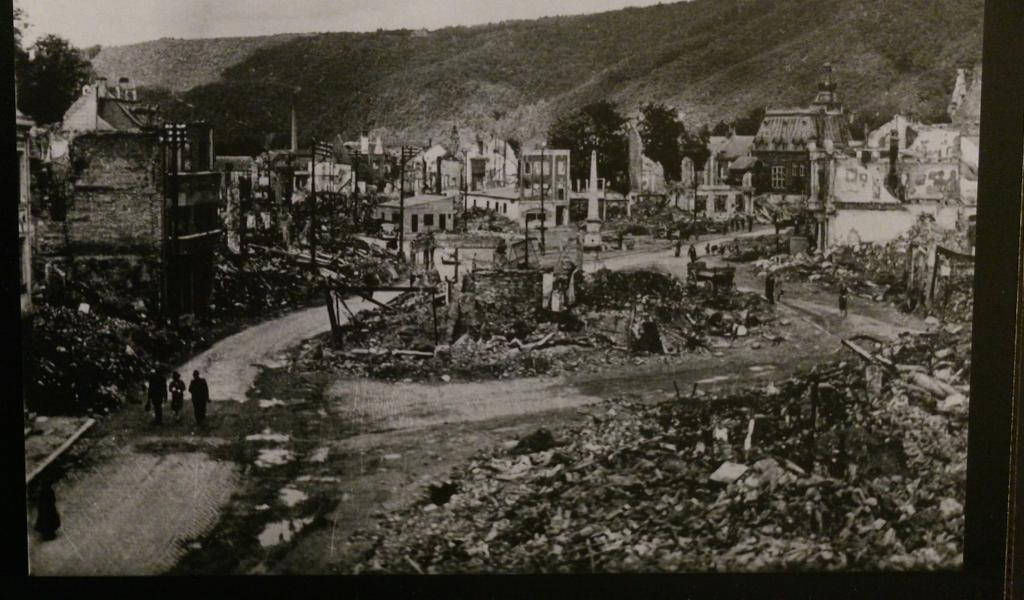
[811,62,842,111]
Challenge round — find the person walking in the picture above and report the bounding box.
[189,370,210,427]
[675,238,683,258]
[34,480,61,541]
[147,369,167,426]
[765,272,776,305]
[169,372,186,423]
[839,286,849,318]
[705,242,711,256]
[688,243,698,263]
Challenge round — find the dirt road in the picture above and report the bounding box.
[28,290,401,575]
[180,292,403,402]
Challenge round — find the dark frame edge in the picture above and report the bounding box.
[965,0,1024,597]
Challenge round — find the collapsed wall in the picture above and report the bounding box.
[450,269,544,341]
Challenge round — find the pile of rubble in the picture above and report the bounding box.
[27,238,405,416]
[351,328,968,573]
[213,239,402,318]
[753,219,974,323]
[723,235,786,263]
[27,305,154,414]
[299,268,776,382]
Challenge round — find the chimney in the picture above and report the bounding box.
[290,96,298,153]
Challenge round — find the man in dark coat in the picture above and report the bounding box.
[147,370,167,426]
[189,370,210,426]
[688,244,698,263]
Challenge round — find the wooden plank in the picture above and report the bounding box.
[26,418,96,484]
[841,339,896,372]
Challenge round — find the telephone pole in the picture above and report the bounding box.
[310,140,333,269]
[540,143,547,254]
[398,145,418,261]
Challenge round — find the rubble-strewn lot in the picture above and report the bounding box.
[295,269,777,382]
[752,222,973,323]
[27,240,403,415]
[351,327,969,573]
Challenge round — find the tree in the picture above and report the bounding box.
[731,106,766,136]
[548,101,629,194]
[711,120,732,136]
[17,34,95,125]
[680,125,711,174]
[637,103,685,182]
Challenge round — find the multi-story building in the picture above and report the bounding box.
[518,147,572,229]
[752,63,853,198]
[465,136,518,192]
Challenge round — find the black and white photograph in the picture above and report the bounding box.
[10,0,1021,585]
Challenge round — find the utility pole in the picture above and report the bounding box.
[310,140,333,269]
[524,208,529,268]
[540,143,547,254]
[310,140,317,269]
[160,122,187,319]
[399,145,416,261]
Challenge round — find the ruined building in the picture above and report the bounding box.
[36,80,222,318]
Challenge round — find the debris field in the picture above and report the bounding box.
[351,326,969,573]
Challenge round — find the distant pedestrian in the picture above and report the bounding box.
[675,238,682,258]
[705,243,710,255]
[34,481,61,541]
[189,370,210,426]
[688,244,698,263]
[765,272,776,305]
[147,370,167,426]
[169,372,186,423]
[839,286,849,318]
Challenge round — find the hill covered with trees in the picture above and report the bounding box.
[97,0,982,155]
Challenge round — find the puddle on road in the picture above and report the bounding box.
[279,487,308,507]
[697,375,734,385]
[296,475,340,483]
[255,448,294,468]
[307,447,329,463]
[258,399,286,409]
[246,429,291,443]
[258,517,314,547]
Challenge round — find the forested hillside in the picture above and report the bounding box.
[91,33,305,92]
[105,0,982,155]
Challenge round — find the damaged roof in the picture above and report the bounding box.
[753,108,852,152]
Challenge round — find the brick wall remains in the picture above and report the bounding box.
[450,269,543,340]
[37,131,162,257]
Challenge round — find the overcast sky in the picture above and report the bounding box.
[18,0,675,47]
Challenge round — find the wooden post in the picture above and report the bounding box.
[325,287,338,340]
[431,287,440,346]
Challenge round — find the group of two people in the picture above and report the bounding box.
[147,370,209,426]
